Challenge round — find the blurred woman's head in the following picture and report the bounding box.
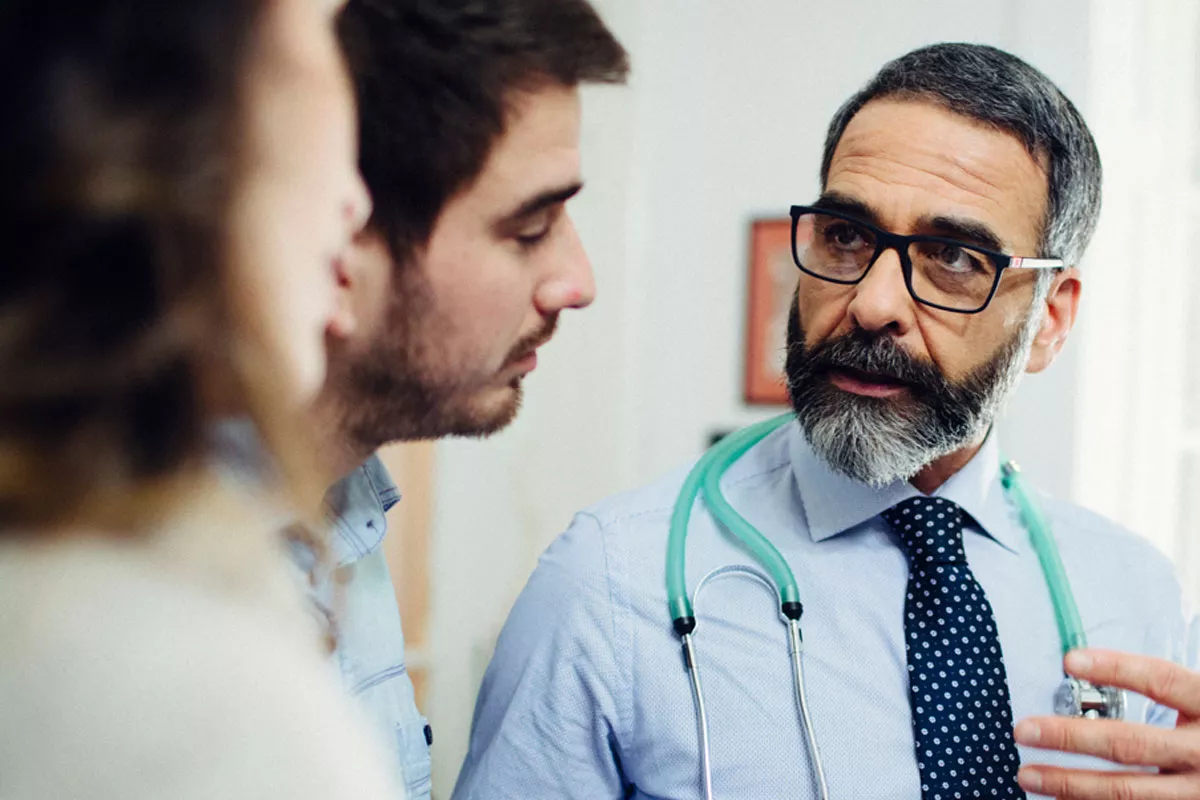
[228,0,371,405]
[0,0,369,531]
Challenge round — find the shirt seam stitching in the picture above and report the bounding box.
[351,663,409,695]
[361,462,396,513]
[583,509,633,764]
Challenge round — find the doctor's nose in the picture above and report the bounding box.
[846,248,915,337]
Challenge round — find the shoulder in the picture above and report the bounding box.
[0,540,398,799]
[527,425,794,612]
[578,423,794,533]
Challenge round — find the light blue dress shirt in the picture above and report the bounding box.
[323,456,432,800]
[454,424,1198,799]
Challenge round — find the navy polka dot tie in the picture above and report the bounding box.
[882,497,1025,799]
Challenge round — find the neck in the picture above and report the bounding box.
[325,436,375,485]
[308,396,377,486]
[910,434,987,495]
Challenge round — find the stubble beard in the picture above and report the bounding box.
[324,268,551,456]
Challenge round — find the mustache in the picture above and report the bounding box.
[797,327,950,395]
[505,315,559,365]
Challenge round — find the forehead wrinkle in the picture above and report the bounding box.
[836,102,1043,188]
[832,130,1027,200]
[827,102,1050,250]
[831,156,1015,227]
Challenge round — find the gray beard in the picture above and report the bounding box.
[786,303,1042,488]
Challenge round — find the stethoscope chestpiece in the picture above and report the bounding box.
[1053,675,1126,720]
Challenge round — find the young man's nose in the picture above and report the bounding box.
[535,216,596,314]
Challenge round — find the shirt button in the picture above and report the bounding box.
[424,724,433,746]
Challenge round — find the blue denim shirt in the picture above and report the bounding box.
[323,456,432,800]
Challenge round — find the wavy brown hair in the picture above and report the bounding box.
[0,0,282,533]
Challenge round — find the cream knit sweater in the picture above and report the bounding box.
[0,480,404,800]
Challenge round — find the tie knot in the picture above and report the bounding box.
[882,496,967,565]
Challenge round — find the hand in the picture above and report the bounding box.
[1014,649,1200,799]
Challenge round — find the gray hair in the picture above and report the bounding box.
[820,43,1102,268]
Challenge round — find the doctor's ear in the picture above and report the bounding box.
[1025,268,1081,375]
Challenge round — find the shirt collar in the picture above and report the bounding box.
[323,454,401,567]
[789,424,1020,554]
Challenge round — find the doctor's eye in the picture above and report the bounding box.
[821,220,872,253]
[913,241,990,276]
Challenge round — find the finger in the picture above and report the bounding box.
[1066,650,1200,719]
[1015,717,1200,771]
[1019,765,1199,800]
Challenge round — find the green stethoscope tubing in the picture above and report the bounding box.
[666,412,1087,654]
[999,459,1087,654]
[667,413,801,629]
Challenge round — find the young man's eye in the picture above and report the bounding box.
[514,211,558,248]
[516,225,551,247]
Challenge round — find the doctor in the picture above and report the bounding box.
[454,43,1200,799]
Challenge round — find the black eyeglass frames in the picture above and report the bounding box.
[789,204,1063,314]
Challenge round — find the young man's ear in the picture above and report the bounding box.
[1025,268,1081,375]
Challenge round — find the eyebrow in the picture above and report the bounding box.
[921,215,1005,253]
[812,191,1006,253]
[499,182,584,225]
[811,192,880,225]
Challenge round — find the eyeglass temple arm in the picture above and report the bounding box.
[1009,256,1066,270]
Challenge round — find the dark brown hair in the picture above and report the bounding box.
[0,0,266,530]
[337,0,629,265]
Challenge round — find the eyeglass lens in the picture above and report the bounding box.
[793,212,998,311]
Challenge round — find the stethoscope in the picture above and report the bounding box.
[666,413,1125,800]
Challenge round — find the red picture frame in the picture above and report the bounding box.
[743,217,797,405]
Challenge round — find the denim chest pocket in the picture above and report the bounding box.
[395,713,433,799]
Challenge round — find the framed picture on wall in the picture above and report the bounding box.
[744,217,798,405]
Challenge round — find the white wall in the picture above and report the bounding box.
[1072,0,1200,559]
[424,2,1099,794]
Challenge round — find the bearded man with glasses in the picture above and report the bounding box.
[784,199,1065,491]
[455,43,1200,800]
